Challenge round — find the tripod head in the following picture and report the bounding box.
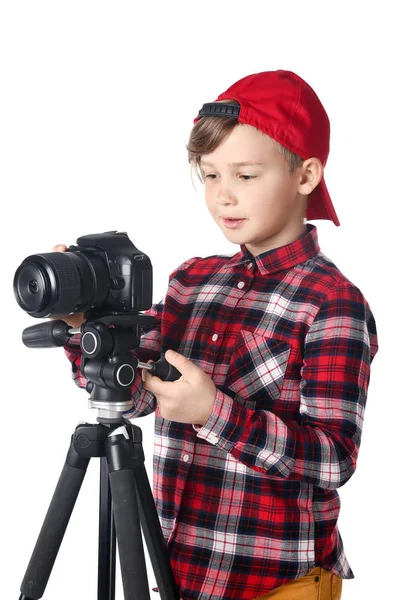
[80,313,157,420]
[21,312,179,420]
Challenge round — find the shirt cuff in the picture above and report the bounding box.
[65,333,81,347]
[192,388,248,452]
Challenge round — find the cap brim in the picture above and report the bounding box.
[307,174,340,226]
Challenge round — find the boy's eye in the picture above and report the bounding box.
[204,174,256,181]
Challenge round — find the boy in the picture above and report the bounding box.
[62,70,378,600]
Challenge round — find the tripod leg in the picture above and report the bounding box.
[106,444,151,600]
[98,457,116,600]
[19,442,90,599]
[107,422,179,600]
[134,466,179,600]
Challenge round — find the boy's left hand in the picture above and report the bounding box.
[142,350,217,426]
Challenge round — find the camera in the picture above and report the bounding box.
[13,231,153,319]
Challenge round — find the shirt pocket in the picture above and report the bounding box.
[224,329,292,410]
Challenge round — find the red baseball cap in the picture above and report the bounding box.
[193,69,340,226]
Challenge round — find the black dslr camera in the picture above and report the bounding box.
[13,230,162,405]
[13,231,153,320]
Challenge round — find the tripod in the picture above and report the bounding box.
[17,315,180,600]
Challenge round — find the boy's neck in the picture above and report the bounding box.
[245,222,308,258]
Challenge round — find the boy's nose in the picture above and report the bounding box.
[216,188,237,205]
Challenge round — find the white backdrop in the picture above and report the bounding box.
[1,2,397,599]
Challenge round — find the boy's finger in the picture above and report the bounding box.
[143,374,173,396]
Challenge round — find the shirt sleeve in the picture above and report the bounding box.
[193,284,379,490]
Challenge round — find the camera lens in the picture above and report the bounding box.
[15,261,52,314]
[13,250,109,318]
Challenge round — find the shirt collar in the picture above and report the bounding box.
[227,223,320,275]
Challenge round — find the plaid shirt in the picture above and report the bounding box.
[65,224,378,600]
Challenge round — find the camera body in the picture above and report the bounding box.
[14,231,153,319]
[69,231,153,315]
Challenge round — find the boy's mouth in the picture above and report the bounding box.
[221,218,247,229]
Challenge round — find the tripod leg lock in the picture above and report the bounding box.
[66,423,109,467]
[107,423,146,472]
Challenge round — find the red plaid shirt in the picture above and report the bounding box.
[65,224,378,600]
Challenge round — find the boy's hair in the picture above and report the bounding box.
[186,99,305,185]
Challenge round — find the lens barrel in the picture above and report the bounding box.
[13,250,109,318]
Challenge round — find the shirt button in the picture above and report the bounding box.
[247,262,253,269]
[237,281,245,289]
[212,333,218,342]
[183,454,190,462]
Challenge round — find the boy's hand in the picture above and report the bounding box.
[143,350,217,426]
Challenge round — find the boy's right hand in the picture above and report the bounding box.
[51,245,85,329]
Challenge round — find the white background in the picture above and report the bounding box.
[0,2,397,599]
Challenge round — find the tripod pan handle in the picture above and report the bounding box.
[149,359,182,381]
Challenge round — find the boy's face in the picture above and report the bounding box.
[200,123,309,256]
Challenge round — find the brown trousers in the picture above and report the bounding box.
[180,567,342,600]
[252,567,342,599]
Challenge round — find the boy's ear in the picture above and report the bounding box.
[298,157,323,196]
